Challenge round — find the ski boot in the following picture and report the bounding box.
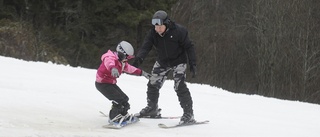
[179,112,196,124]
[136,106,162,118]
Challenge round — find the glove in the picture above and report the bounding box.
[190,65,196,78]
[111,68,119,78]
[132,57,143,68]
[141,71,152,79]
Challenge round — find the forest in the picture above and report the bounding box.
[1,0,320,104]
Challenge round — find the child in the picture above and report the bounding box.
[95,41,151,124]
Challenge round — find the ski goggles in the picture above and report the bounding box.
[126,54,135,60]
[152,19,163,25]
[118,46,135,60]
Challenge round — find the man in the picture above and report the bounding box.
[132,10,197,124]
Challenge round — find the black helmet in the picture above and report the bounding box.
[152,10,169,25]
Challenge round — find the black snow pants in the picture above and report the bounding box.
[95,82,130,120]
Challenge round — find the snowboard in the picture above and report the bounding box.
[102,117,139,129]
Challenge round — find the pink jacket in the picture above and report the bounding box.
[96,50,142,84]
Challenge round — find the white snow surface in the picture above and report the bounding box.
[1,56,320,137]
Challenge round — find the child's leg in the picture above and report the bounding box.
[95,82,130,120]
[109,101,130,120]
[109,101,124,120]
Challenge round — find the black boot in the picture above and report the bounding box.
[139,99,160,117]
[109,102,124,123]
[180,103,196,124]
[180,112,195,124]
[109,101,130,123]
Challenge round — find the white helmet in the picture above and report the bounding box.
[116,41,135,59]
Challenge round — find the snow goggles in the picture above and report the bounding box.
[126,54,135,60]
[118,46,135,60]
[152,19,163,25]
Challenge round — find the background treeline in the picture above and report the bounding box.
[0,0,176,66]
[1,0,320,104]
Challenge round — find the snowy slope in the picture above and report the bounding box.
[0,56,320,137]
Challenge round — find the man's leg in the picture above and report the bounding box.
[140,62,170,117]
[173,64,195,123]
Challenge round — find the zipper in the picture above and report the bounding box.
[163,36,170,67]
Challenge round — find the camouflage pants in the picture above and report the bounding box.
[146,62,193,112]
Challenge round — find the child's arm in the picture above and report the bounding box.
[123,62,151,79]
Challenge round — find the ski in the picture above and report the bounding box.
[101,111,179,119]
[134,108,180,119]
[138,115,181,119]
[158,120,209,129]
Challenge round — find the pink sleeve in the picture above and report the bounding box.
[123,62,142,75]
[103,57,116,71]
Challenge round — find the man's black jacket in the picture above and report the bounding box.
[136,22,196,68]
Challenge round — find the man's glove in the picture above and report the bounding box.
[141,71,152,79]
[132,57,143,68]
[190,65,197,78]
[111,68,120,78]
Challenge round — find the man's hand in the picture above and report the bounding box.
[132,57,143,68]
[190,65,197,78]
[141,71,152,79]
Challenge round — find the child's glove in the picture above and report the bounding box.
[111,68,119,78]
[141,71,152,79]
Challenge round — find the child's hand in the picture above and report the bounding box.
[111,68,119,78]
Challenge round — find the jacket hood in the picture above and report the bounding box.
[101,50,118,61]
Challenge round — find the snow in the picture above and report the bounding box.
[1,55,320,137]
